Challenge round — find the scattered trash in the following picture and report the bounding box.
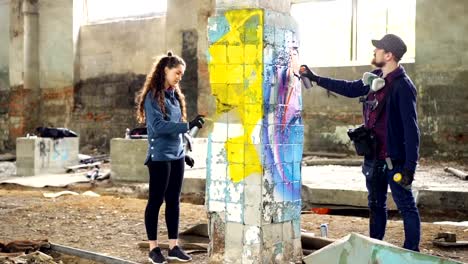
[129,127,147,139]
[302,158,362,166]
[35,127,78,139]
[86,169,111,181]
[0,251,58,264]
[0,162,16,179]
[86,167,100,181]
[82,191,100,197]
[0,153,16,162]
[66,162,101,173]
[433,221,468,227]
[444,167,468,180]
[43,191,79,198]
[78,154,92,161]
[77,153,109,165]
[43,191,101,198]
[0,239,50,253]
[433,232,468,248]
[125,128,131,139]
[320,223,329,237]
[311,208,331,215]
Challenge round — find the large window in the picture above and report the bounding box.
[85,0,167,24]
[291,0,415,67]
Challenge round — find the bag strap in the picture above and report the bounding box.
[372,87,391,125]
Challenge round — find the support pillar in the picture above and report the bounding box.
[206,1,303,263]
[10,0,40,137]
[23,0,39,92]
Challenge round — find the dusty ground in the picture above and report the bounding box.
[0,185,467,264]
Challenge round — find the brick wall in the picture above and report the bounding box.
[70,73,146,151]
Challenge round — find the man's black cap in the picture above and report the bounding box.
[372,34,407,60]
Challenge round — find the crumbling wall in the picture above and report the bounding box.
[72,17,165,151]
[71,73,145,150]
[0,1,9,150]
[415,0,468,159]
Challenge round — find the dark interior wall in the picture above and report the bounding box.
[0,0,12,150]
[71,16,166,152]
[180,30,199,121]
[71,73,145,151]
[415,0,468,158]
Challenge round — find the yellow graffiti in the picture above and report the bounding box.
[209,9,263,183]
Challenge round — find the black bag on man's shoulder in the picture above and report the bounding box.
[347,124,375,156]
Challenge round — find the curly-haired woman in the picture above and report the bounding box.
[136,51,204,263]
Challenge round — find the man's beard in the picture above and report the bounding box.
[371,57,385,68]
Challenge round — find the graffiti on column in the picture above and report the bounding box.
[39,139,50,168]
[208,10,302,202]
[38,138,70,169]
[263,46,303,205]
[208,9,264,183]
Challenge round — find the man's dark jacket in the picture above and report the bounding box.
[315,66,420,172]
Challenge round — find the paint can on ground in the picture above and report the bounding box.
[320,223,328,237]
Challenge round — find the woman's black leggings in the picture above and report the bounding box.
[145,157,185,241]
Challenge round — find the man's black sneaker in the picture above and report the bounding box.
[148,247,167,264]
[167,246,192,262]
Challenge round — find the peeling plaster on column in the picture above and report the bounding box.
[244,226,261,245]
[226,203,243,222]
[208,200,226,212]
[209,180,227,201]
[227,181,244,203]
[207,7,303,262]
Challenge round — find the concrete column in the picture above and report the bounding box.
[22,0,39,91]
[206,1,303,263]
[21,0,40,133]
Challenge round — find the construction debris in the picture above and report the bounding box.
[0,251,58,264]
[0,153,15,162]
[0,240,50,253]
[302,152,350,159]
[301,232,335,250]
[0,240,56,264]
[65,162,101,173]
[43,191,79,198]
[50,243,138,264]
[79,154,110,164]
[302,158,363,166]
[303,233,463,264]
[444,167,468,180]
[433,232,468,248]
[43,190,100,198]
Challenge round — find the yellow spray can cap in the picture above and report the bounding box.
[393,173,402,182]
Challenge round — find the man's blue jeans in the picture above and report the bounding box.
[362,159,421,251]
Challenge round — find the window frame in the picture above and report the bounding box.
[291,0,415,67]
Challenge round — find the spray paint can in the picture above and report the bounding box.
[299,65,313,89]
[393,172,411,190]
[320,223,328,237]
[125,128,130,139]
[301,76,313,89]
[189,126,199,137]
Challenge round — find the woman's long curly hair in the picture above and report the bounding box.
[136,51,187,124]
